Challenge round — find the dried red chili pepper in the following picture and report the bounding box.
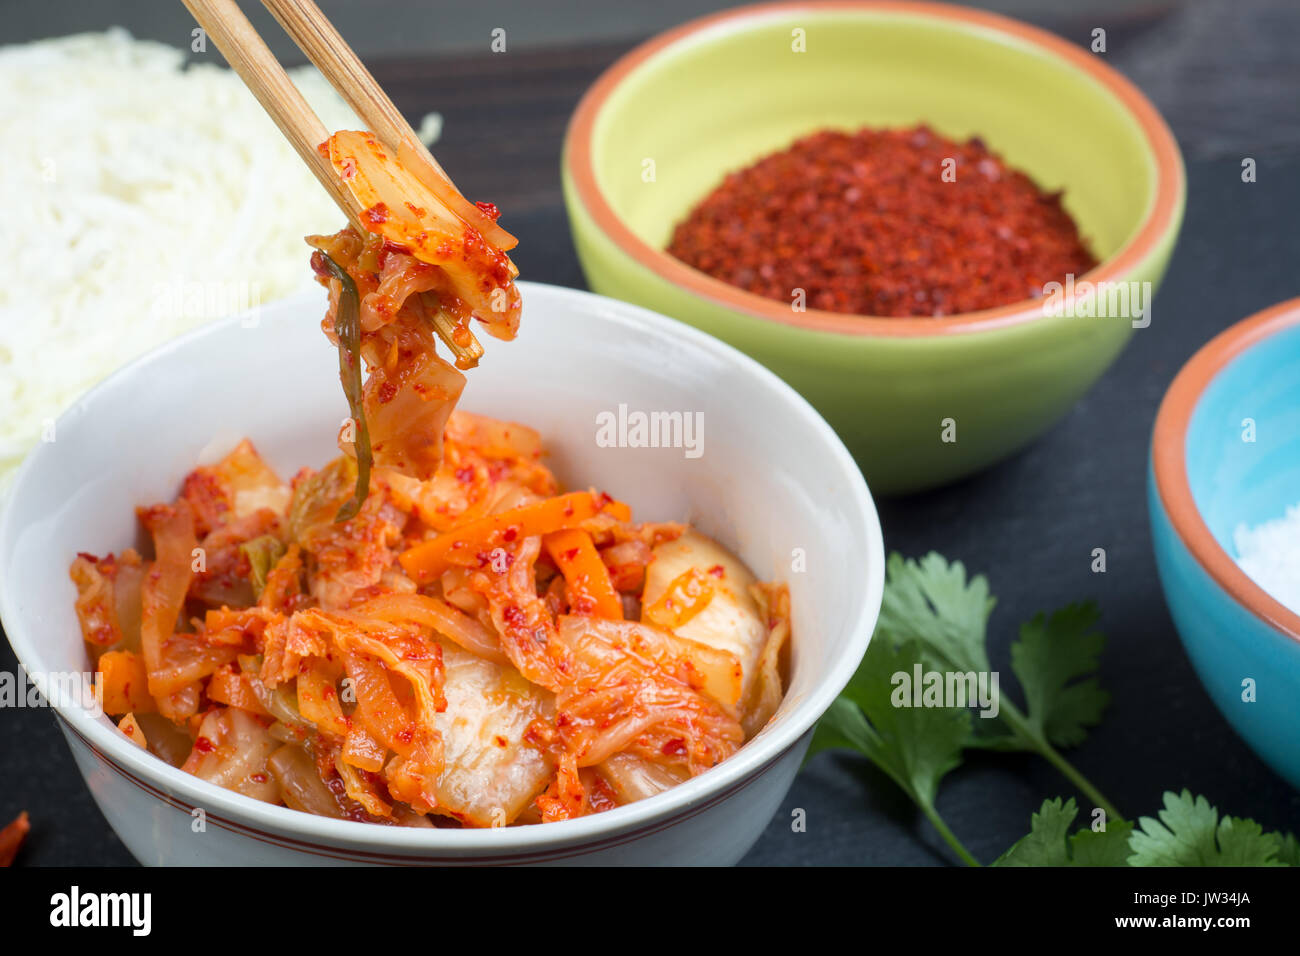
[667,125,1097,317]
[0,811,30,866]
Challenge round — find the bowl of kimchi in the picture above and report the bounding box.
[0,282,883,865]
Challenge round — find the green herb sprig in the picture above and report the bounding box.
[995,792,1298,867]
[813,551,1298,867]
[316,251,372,523]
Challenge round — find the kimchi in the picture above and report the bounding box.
[73,428,792,826]
[69,131,792,827]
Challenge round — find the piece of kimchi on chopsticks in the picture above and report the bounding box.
[306,131,522,521]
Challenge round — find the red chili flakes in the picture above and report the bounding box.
[475,200,501,222]
[707,564,726,578]
[503,527,519,543]
[250,772,268,784]
[363,202,390,225]
[477,548,514,570]
[667,125,1098,317]
[194,736,215,753]
[661,738,687,757]
[588,775,619,813]
[502,605,526,627]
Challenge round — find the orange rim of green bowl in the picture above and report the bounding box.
[565,0,1186,338]
[1152,297,1300,644]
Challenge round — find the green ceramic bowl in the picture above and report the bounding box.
[563,0,1185,494]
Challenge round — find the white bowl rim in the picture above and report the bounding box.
[0,280,884,854]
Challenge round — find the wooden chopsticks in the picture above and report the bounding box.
[259,0,423,181]
[180,0,516,365]
[180,0,363,227]
[185,0,516,252]
[257,0,517,257]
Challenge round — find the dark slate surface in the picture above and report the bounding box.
[3,0,1299,865]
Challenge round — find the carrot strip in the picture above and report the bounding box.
[399,491,624,580]
[605,500,632,523]
[544,529,623,619]
[96,650,156,716]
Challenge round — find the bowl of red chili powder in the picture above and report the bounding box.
[563,1,1185,493]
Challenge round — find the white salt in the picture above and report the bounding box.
[1233,502,1300,615]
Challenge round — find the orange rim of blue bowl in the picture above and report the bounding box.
[1152,297,1300,644]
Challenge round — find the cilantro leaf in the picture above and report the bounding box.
[812,636,978,864]
[875,552,994,674]
[825,555,1292,869]
[806,696,873,763]
[962,722,1029,751]
[1128,790,1289,866]
[1070,820,1137,866]
[1010,603,1109,747]
[823,638,971,809]
[1271,831,1300,866]
[993,798,1132,866]
[870,552,1117,816]
[992,798,1077,866]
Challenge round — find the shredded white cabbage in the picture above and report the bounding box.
[0,29,396,487]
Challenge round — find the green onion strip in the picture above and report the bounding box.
[318,252,372,522]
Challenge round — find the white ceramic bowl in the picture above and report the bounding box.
[0,282,883,865]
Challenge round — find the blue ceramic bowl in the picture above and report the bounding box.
[1150,297,1300,789]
